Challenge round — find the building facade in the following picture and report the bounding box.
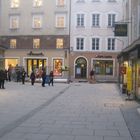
[70,0,124,82]
[0,0,70,79]
[118,0,140,99]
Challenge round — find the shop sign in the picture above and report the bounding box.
[127,67,132,92]
[27,51,44,56]
[114,24,128,36]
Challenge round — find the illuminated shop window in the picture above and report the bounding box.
[56,38,64,48]
[93,60,113,75]
[53,59,63,76]
[33,38,40,48]
[10,39,17,48]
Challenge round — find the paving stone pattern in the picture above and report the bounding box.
[0,82,139,140]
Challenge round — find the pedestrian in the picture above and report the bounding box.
[90,69,95,80]
[0,69,6,89]
[41,69,46,87]
[8,64,12,81]
[21,68,26,84]
[30,70,36,85]
[49,71,54,86]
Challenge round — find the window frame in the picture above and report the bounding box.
[32,15,42,29]
[33,38,40,48]
[56,38,64,49]
[10,39,17,48]
[76,13,85,27]
[92,38,100,50]
[10,15,19,29]
[55,14,66,28]
[107,38,115,50]
[33,0,43,7]
[76,37,84,50]
[10,0,20,8]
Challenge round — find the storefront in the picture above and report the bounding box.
[118,40,140,99]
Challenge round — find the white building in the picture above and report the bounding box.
[70,0,125,81]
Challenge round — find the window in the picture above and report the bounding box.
[53,59,63,76]
[107,38,115,50]
[93,60,113,75]
[33,0,42,7]
[77,14,85,27]
[10,39,17,48]
[10,16,19,29]
[108,14,116,27]
[11,0,20,8]
[33,38,40,48]
[92,38,99,50]
[56,38,64,48]
[76,38,84,50]
[56,0,65,6]
[56,14,65,28]
[92,14,100,27]
[32,15,42,28]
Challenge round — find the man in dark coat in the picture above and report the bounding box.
[21,68,26,84]
[49,71,54,86]
[41,69,46,87]
[0,69,6,89]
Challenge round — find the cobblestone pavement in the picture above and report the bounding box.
[0,82,140,140]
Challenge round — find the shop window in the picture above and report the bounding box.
[53,59,63,76]
[93,60,113,75]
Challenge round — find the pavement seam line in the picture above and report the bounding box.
[0,85,71,138]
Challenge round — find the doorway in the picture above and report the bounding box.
[75,57,87,79]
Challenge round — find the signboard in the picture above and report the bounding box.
[114,24,128,36]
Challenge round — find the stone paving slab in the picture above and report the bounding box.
[0,82,135,140]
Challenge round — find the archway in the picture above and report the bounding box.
[75,57,87,79]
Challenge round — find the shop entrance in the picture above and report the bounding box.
[75,57,87,79]
[27,59,46,77]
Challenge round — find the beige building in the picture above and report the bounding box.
[0,0,70,79]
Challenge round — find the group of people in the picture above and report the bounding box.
[30,69,54,87]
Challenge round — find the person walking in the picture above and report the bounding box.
[21,68,26,84]
[8,65,12,81]
[49,71,54,86]
[41,69,46,87]
[30,71,36,85]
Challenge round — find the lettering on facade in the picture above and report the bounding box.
[27,51,44,56]
[95,55,112,58]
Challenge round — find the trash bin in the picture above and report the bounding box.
[122,84,127,94]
